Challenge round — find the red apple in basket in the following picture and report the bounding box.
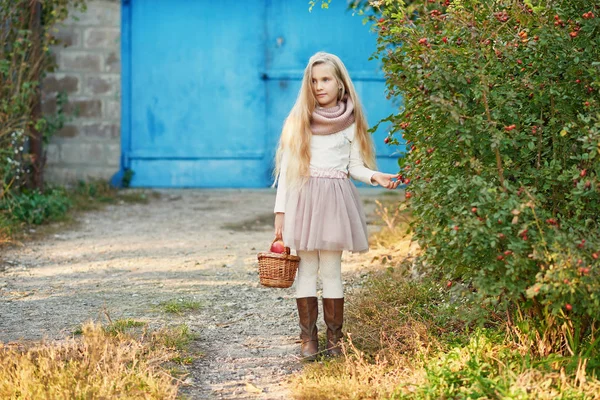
[270,240,286,254]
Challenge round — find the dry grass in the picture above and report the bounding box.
[292,336,427,400]
[512,367,600,399]
[291,267,442,399]
[0,321,190,399]
[291,265,600,399]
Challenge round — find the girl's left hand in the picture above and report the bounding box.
[372,172,401,189]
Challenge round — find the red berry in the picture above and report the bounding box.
[405,192,412,199]
[570,31,578,38]
[442,36,448,43]
[497,255,504,261]
[404,178,411,184]
[565,304,572,311]
[378,18,385,23]
[471,207,478,213]
[564,279,569,284]
[498,233,505,239]
[447,280,452,288]
[453,225,459,231]
[593,253,598,259]
[504,250,512,255]
[519,229,528,237]
[384,137,390,144]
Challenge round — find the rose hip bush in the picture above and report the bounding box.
[373,0,599,354]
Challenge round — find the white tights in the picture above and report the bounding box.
[295,250,343,299]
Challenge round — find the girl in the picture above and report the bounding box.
[273,52,400,360]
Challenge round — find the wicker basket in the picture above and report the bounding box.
[257,240,300,288]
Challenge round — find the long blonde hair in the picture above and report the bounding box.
[273,52,376,189]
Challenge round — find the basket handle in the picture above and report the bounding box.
[271,238,291,255]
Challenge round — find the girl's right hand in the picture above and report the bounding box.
[274,213,284,240]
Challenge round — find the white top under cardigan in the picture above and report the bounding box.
[274,123,378,213]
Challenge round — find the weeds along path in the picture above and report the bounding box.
[0,189,399,399]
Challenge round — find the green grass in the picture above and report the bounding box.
[154,324,197,351]
[159,299,202,315]
[291,266,600,399]
[0,180,157,245]
[170,355,195,365]
[104,319,147,336]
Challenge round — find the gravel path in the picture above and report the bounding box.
[0,189,397,399]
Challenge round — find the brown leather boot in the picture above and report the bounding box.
[323,298,344,357]
[296,297,319,361]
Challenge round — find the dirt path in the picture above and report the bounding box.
[0,189,399,399]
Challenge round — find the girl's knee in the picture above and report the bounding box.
[319,250,342,280]
[298,250,319,273]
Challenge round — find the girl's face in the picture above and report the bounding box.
[311,63,340,109]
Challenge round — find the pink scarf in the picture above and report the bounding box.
[310,95,355,135]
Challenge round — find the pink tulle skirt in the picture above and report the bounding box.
[283,168,369,253]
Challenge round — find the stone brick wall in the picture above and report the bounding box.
[42,0,121,184]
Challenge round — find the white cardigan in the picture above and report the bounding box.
[274,123,378,213]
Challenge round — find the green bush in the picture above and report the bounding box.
[1,0,85,195]
[370,0,599,355]
[0,188,72,225]
[400,329,600,399]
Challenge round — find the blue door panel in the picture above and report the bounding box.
[266,1,379,73]
[127,0,268,187]
[120,0,401,187]
[264,80,303,167]
[130,159,269,188]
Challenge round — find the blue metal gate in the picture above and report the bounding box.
[117,0,400,188]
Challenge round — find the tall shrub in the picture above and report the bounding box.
[0,0,84,196]
[369,0,599,356]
